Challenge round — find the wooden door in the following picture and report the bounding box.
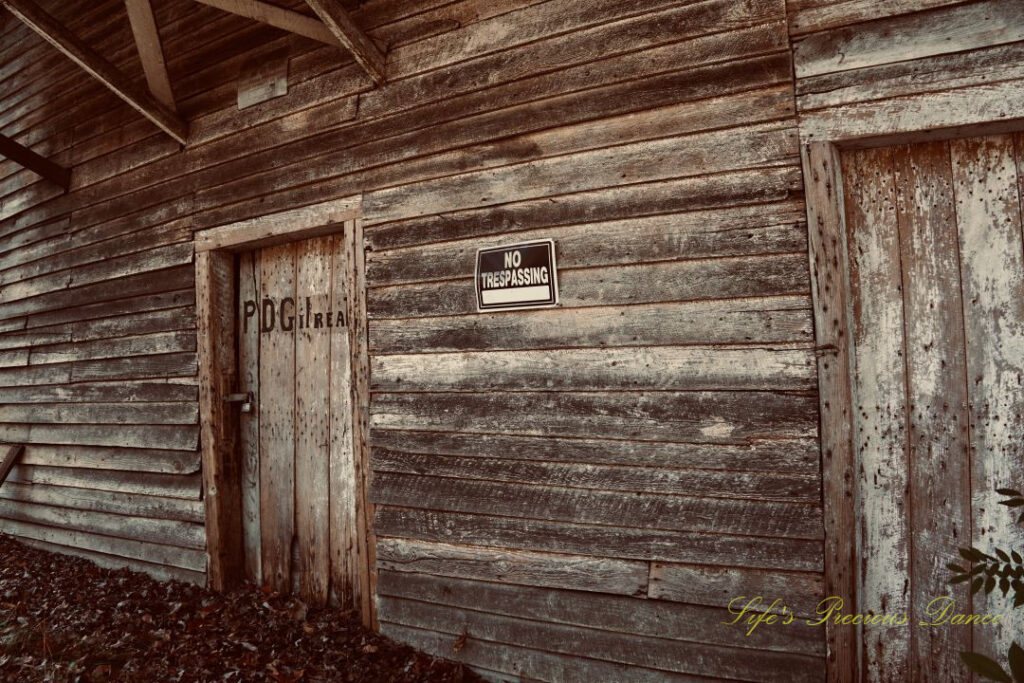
[841,134,1024,679]
[235,233,360,607]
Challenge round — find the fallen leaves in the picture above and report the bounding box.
[0,534,479,682]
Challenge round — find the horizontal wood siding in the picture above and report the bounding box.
[1,0,824,679]
[792,0,1024,143]
[352,0,822,679]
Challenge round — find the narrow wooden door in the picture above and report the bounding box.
[841,134,1024,679]
[236,232,360,607]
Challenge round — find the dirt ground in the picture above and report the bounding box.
[0,534,480,682]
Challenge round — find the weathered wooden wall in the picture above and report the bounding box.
[1,0,1016,679]
[0,1,823,678]
[790,0,1024,143]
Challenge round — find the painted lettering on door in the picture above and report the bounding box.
[242,296,347,333]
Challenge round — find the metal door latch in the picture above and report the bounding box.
[223,391,254,413]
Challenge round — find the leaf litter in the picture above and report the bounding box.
[0,534,481,683]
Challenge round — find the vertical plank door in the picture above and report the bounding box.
[841,132,1024,677]
[951,134,1024,659]
[238,231,360,607]
[258,242,297,594]
[841,147,911,682]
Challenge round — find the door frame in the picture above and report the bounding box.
[802,114,1024,681]
[193,196,376,628]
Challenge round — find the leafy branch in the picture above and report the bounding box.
[947,546,1024,609]
[945,486,1024,682]
[997,488,1024,526]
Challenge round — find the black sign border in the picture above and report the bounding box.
[475,239,559,313]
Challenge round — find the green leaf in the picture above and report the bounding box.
[998,488,1024,497]
[961,651,1012,683]
[1010,642,1024,683]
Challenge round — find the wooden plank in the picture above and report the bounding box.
[194,0,339,46]
[797,41,1024,113]
[194,196,359,252]
[372,506,827,571]
[840,146,910,682]
[0,442,24,485]
[30,330,195,365]
[372,473,823,539]
[0,132,69,189]
[372,346,816,392]
[366,200,808,286]
[124,0,176,111]
[0,380,196,405]
[16,536,204,585]
[362,123,797,225]
[370,295,814,354]
[649,563,823,618]
[294,235,331,604]
[370,391,818,444]
[0,242,193,307]
[238,250,261,583]
[9,423,198,451]
[196,249,244,590]
[0,0,188,144]
[371,428,821,474]
[328,229,358,609]
[372,449,819,502]
[0,516,205,572]
[893,141,971,680]
[800,141,857,683]
[376,538,648,596]
[10,465,200,499]
[345,218,375,628]
[382,622,681,683]
[792,0,1024,79]
[196,55,795,219]
[378,570,825,655]
[368,252,810,319]
[304,0,386,85]
[358,0,783,120]
[259,242,296,593]
[16,444,198,474]
[0,481,203,523]
[0,401,197,424]
[0,498,204,549]
[798,80,1024,145]
[787,0,963,36]
[378,597,824,682]
[951,133,1024,660]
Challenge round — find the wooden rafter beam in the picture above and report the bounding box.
[304,0,385,85]
[0,0,188,144]
[194,0,338,46]
[0,133,70,190]
[125,0,176,111]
